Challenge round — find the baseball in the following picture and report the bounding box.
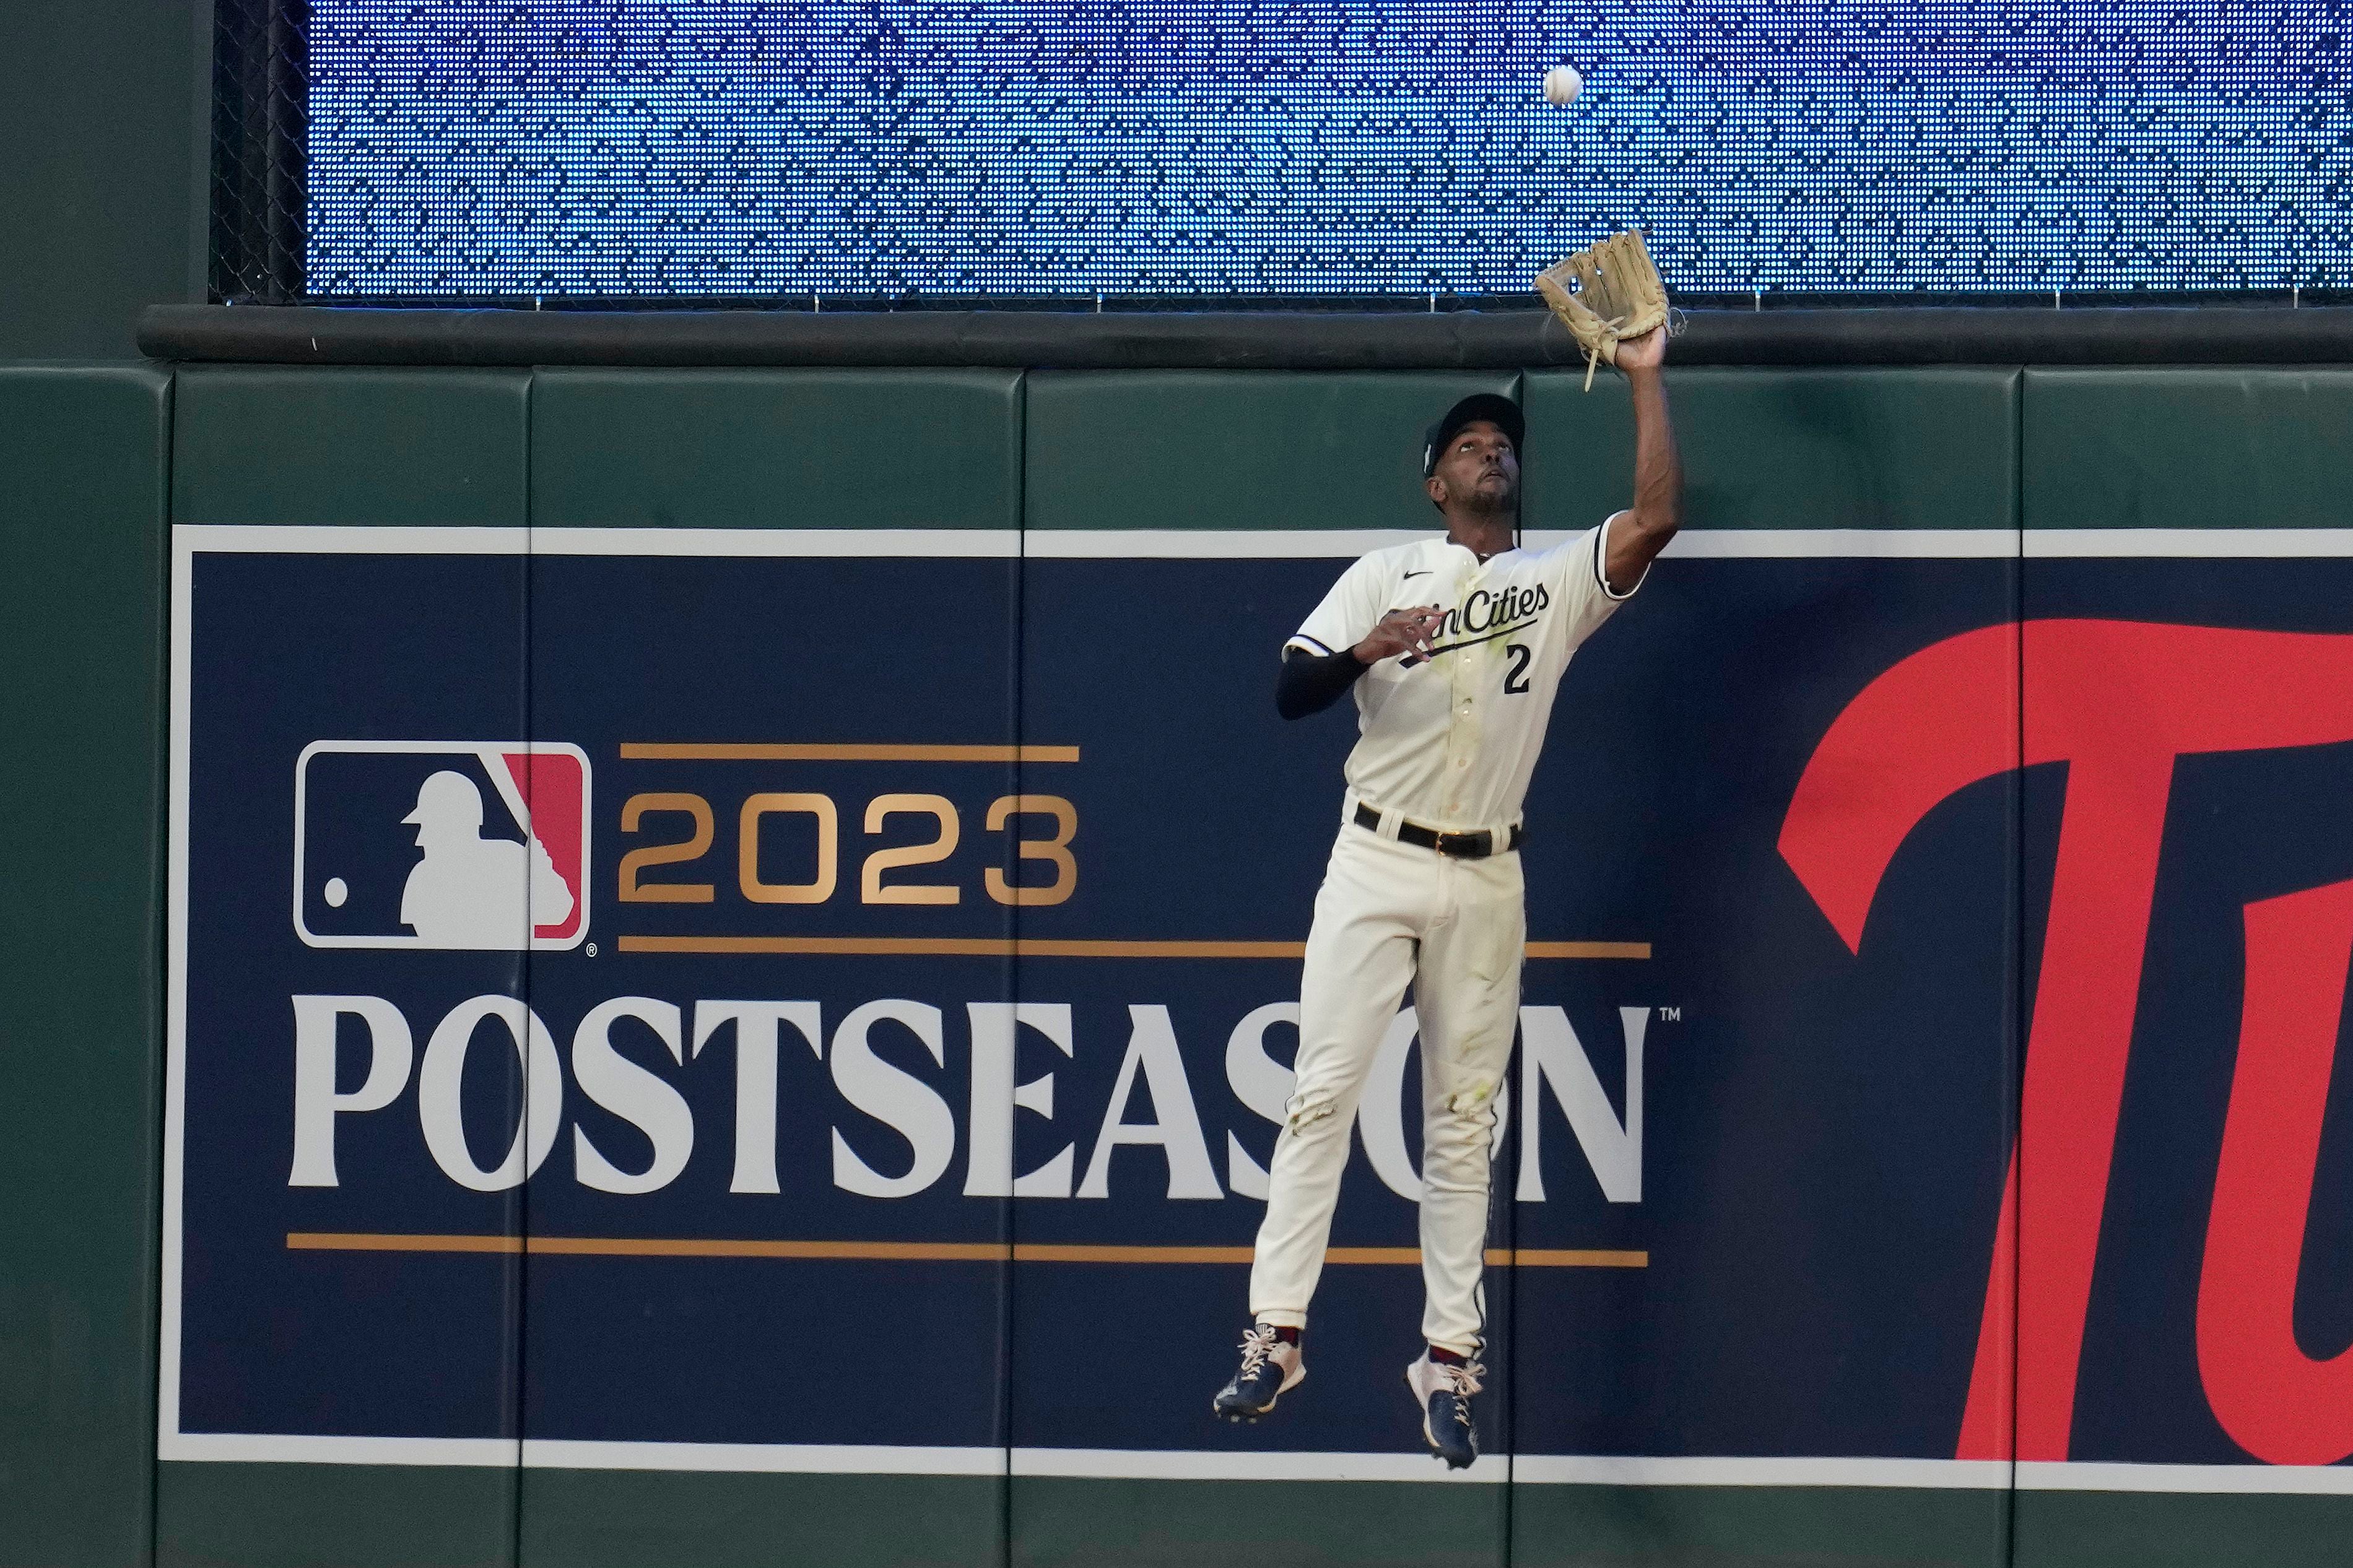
[1543,64,1582,106]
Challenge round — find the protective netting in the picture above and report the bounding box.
[211,0,310,303]
[217,1,2353,303]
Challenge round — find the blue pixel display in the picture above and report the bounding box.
[305,2,2351,298]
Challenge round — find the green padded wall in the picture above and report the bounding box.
[0,365,169,1568]
[1525,367,2021,532]
[157,366,532,1568]
[530,368,1022,531]
[155,1466,520,1568]
[2025,368,2353,531]
[172,368,531,529]
[1011,1478,1508,1568]
[518,1473,1004,1568]
[2012,1492,2353,1568]
[0,0,201,358]
[1024,370,1516,534]
[1515,1486,2015,1568]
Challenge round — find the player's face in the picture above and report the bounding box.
[1431,422,1520,514]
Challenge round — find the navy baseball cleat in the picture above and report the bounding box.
[1213,1323,1304,1423]
[1406,1352,1485,1469]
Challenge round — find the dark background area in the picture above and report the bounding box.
[0,0,207,357]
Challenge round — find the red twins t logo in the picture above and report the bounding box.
[1782,620,2353,1468]
[294,740,592,950]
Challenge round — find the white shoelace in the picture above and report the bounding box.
[1435,1359,1486,1425]
[1235,1325,1281,1379]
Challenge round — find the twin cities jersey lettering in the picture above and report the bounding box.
[1285,515,1641,833]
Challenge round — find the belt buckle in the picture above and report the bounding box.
[1438,828,1488,859]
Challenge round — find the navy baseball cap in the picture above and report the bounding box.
[1422,394,1525,478]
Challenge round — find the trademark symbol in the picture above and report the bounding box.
[1657,1005,1681,1022]
[586,942,598,957]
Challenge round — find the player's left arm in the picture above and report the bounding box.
[1603,328,1680,596]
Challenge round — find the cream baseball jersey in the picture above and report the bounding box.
[1284,514,1643,833]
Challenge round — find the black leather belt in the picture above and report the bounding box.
[1354,802,1524,859]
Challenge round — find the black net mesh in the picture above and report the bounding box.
[207,3,2352,308]
[209,0,308,305]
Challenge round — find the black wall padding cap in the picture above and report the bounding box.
[139,304,2353,370]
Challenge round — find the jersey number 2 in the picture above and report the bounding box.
[1503,643,1532,695]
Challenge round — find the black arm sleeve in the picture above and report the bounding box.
[1276,645,1370,720]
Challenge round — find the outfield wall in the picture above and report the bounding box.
[8,363,2353,1568]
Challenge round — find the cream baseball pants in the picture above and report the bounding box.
[1248,813,1525,1355]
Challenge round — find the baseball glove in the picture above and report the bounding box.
[1535,230,1675,391]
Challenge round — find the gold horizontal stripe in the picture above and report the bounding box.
[1014,1244,1251,1263]
[617,936,1298,958]
[534,1237,1009,1262]
[617,936,1650,960]
[287,1233,1645,1268]
[1500,1249,1650,1268]
[1526,942,1650,959]
[619,743,1079,764]
[290,1231,523,1254]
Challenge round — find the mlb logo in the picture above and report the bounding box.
[294,741,591,950]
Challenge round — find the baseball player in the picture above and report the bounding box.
[1212,329,1681,1467]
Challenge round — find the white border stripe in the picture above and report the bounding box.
[1017,529,2015,559]
[150,1440,2353,1493]
[528,1440,1006,1476]
[1511,1456,2009,1489]
[1011,1448,1507,1483]
[174,524,2353,561]
[2017,1461,2353,1496]
[159,534,193,1450]
[1666,529,2017,558]
[175,524,1024,558]
[1023,528,1429,558]
[162,1432,520,1467]
[2026,529,2353,558]
[178,524,532,553]
[151,1429,2353,1492]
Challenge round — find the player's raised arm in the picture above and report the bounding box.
[1603,327,1681,596]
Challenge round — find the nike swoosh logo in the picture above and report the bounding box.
[1402,570,1430,579]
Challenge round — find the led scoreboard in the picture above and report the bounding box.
[303,1,2350,300]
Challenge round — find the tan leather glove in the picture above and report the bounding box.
[1535,230,1675,391]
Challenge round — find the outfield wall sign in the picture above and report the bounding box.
[163,527,2353,1486]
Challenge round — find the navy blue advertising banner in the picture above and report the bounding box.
[162,527,2353,1490]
